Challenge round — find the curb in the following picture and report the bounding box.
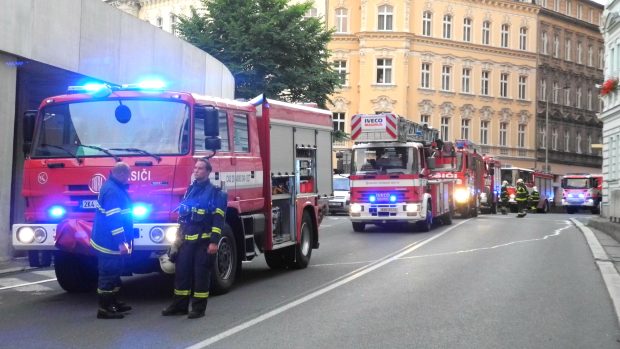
[571,218,620,328]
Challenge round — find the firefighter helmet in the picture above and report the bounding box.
[159,254,176,274]
[502,180,508,186]
[517,178,524,184]
[532,186,538,192]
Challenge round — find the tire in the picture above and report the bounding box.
[289,212,313,269]
[537,201,549,214]
[352,222,365,232]
[566,206,576,214]
[490,203,497,214]
[210,224,238,295]
[54,251,97,293]
[417,203,433,232]
[29,250,52,268]
[442,209,453,225]
[460,205,470,218]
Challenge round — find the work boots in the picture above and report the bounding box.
[188,298,208,319]
[162,296,189,316]
[97,293,124,319]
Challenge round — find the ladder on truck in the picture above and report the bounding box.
[351,113,439,144]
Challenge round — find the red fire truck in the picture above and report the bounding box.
[12,81,333,293]
[560,174,603,214]
[480,155,501,214]
[428,139,485,218]
[500,166,554,213]
[348,113,454,232]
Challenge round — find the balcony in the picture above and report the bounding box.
[536,149,602,168]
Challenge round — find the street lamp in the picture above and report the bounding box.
[544,84,569,172]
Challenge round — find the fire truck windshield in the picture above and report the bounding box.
[562,178,590,189]
[353,146,417,175]
[31,99,189,159]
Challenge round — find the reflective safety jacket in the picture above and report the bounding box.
[500,186,510,202]
[515,183,529,202]
[529,190,540,202]
[90,177,133,255]
[178,179,227,244]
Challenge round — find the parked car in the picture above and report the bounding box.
[329,175,351,215]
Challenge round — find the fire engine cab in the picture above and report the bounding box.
[12,81,333,293]
[560,173,602,214]
[348,113,454,232]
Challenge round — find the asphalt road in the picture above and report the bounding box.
[1,213,619,349]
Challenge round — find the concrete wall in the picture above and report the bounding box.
[0,54,17,261]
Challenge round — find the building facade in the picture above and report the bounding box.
[601,0,620,222]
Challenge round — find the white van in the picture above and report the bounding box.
[329,175,351,215]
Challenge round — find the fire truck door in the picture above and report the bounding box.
[231,113,262,211]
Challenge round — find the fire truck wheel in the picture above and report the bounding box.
[442,210,453,225]
[210,224,237,295]
[417,204,433,232]
[352,222,366,232]
[54,251,97,293]
[290,212,313,269]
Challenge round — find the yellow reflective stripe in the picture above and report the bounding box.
[121,208,131,215]
[105,208,121,216]
[184,234,199,241]
[215,208,225,216]
[174,289,190,296]
[201,233,210,239]
[193,292,209,298]
[111,227,124,235]
[97,288,116,294]
[211,227,221,234]
[90,239,120,255]
[196,209,205,215]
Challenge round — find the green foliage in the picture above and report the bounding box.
[176,0,341,108]
[332,130,350,142]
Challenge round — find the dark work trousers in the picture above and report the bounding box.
[174,240,213,308]
[516,200,527,214]
[97,254,124,294]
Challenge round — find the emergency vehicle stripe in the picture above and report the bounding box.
[351,114,362,140]
[211,227,221,234]
[97,288,115,294]
[90,239,121,255]
[193,292,209,298]
[111,227,124,235]
[215,208,225,216]
[350,179,425,187]
[105,208,121,216]
[385,114,397,140]
[185,234,199,241]
[174,289,190,296]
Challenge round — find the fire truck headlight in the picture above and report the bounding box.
[149,227,165,244]
[350,204,362,213]
[578,193,585,199]
[17,227,35,244]
[405,204,419,212]
[48,205,66,219]
[34,228,47,243]
[165,226,179,243]
[455,189,469,203]
[587,199,594,203]
[132,204,150,220]
[510,194,516,199]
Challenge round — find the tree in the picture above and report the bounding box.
[176,0,341,108]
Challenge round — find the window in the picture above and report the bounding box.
[422,12,432,36]
[519,76,527,100]
[170,15,177,35]
[480,121,489,145]
[332,112,345,132]
[441,117,450,141]
[461,68,471,93]
[500,73,509,98]
[156,17,163,29]
[441,65,451,91]
[461,119,470,139]
[576,87,582,108]
[554,0,559,11]
[421,115,430,126]
[587,134,592,154]
[334,60,347,85]
[501,24,509,48]
[566,0,572,16]
[564,88,571,106]
[233,114,250,152]
[588,45,593,66]
[378,5,393,31]
[554,35,560,58]
[336,8,348,33]
[481,71,490,96]
[443,15,452,39]
[541,0,547,7]
[564,129,570,151]
[540,126,546,149]
[541,79,547,101]
[590,8,593,22]
[421,63,431,88]
[377,59,393,84]
[196,110,230,152]
[541,32,548,54]
[599,48,604,69]
[463,18,472,42]
[553,82,559,103]
[577,42,583,64]
[518,124,526,148]
[499,122,508,147]
[482,21,491,45]
[587,89,592,110]
[565,39,571,61]
[552,128,558,150]
[519,27,527,50]
[578,4,583,19]
[304,7,318,18]
[576,132,582,153]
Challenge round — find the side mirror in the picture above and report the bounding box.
[23,110,37,155]
[204,137,221,151]
[198,107,219,138]
[489,168,495,175]
[426,157,436,169]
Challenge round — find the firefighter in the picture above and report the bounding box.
[529,186,540,211]
[515,178,529,216]
[499,180,510,214]
[90,162,134,319]
[162,157,227,319]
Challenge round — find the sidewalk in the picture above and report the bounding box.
[0,257,33,275]
[582,216,620,273]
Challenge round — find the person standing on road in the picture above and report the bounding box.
[500,180,510,214]
[90,162,134,319]
[515,178,529,216]
[529,186,540,211]
[162,157,227,319]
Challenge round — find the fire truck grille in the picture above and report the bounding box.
[359,191,407,203]
[68,185,90,191]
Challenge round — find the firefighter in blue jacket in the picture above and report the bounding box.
[162,157,227,319]
[90,162,134,319]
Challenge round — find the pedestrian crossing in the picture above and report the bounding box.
[0,269,56,292]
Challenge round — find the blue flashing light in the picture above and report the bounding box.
[83,83,108,92]
[389,195,397,203]
[49,205,66,219]
[578,193,585,199]
[137,80,166,90]
[132,204,150,219]
[369,195,376,203]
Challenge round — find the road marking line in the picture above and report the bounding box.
[0,278,57,291]
[186,219,470,349]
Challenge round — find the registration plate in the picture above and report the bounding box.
[81,200,98,209]
[329,202,343,207]
[379,207,397,213]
